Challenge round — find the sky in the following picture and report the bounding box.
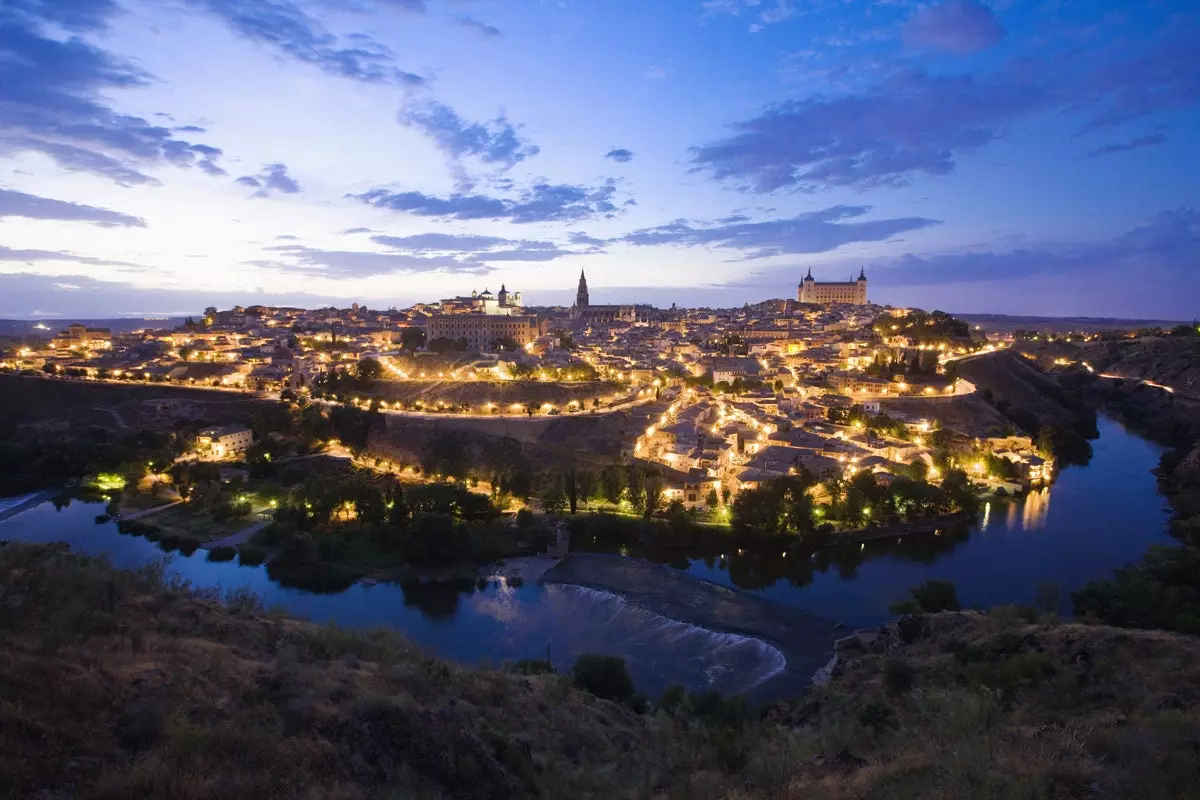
[1,0,1197,319]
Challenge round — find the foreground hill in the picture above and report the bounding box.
[3,542,1200,799]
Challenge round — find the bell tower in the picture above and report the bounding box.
[575,269,589,308]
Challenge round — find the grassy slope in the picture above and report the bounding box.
[3,542,1200,800]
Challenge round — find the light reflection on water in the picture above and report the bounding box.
[0,417,1175,692]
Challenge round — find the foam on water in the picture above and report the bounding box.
[551,584,788,694]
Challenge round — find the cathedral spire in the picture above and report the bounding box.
[858,266,866,281]
[575,269,589,308]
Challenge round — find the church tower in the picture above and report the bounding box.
[856,266,867,304]
[798,268,815,303]
[575,269,589,308]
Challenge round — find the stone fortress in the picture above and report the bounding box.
[798,268,868,305]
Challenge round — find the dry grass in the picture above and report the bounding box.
[2,542,1199,799]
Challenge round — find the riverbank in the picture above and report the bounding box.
[543,552,840,702]
[8,540,1198,799]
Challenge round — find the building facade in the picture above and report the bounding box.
[426,314,544,352]
[798,268,868,305]
[439,285,523,315]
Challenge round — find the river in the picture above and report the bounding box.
[0,415,1174,699]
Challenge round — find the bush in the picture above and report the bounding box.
[207,545,237,562]
[858,699,896,732]
[571,654,634,703]
[658,685,687,715]
[966,652,1058,696]
[510,659,555,676]
[883,658,915,695]
[237,545,268,566]
[893,580,961,613]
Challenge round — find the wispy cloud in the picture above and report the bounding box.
[235,163,302,197]
[186,0,425,85]
[0,2,225,186]
[0,188,146,228]
[453,15,502,38]
[605,148,635,163]
[902,0,1004,55]
[618,205,939,258]
[353,179,623,224]
[1084,133,1166,159]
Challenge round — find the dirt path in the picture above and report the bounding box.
[119,500,183,521]
[94,407,128,429]
[202,520,269,550]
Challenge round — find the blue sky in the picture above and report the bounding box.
[1,0,1197,318]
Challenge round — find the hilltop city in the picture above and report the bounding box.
[0,269,1058,515]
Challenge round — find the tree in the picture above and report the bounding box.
[421,432,471,480]
[399,327,426,350]
[541,484,567,515]
[355,357,383,385]
[643,475,664,520]
[600,467,625,505]
[490,335,520,352]
[890,580,961,613]
[571,654,634,703]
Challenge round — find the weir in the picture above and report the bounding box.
[544,553,841,702]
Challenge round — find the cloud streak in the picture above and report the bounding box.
[235,163,302,197]
[187,0,425,85]
[353,180,622,224]
[0,188,146,227]
[692,21,1199,192]
[0,4,226,186]
[453,15,502,38]
[619,205,939,258]
[1084,133,1166,159]
[902,0,1004,55]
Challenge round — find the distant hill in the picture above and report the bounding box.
[0,317,188,336]
[958,313,1187,334]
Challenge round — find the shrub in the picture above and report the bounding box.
[966,652,1058,696]
[237,545,268,566]
[510,659,555,676]
[883,658,915,695]
[858,699,896,732]
[571,654,634,703]
[658,684,687,715]
[896,614,926,643]
[208,545,237,562]
[892,580,962,614]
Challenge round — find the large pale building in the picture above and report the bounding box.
[439,285,523,315]
[798,268,868,305]
[426,314,544,352]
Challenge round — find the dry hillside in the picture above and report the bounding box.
[3,541,1200,799]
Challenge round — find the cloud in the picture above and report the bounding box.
[370,233,508,251]
[0,6,227,185]
[619,205,938,258]
[871,207,1200,286]
[1084,133,1167,159]
[0,271,347,317]
[186,0,425,85]
[605,148,634,163]
[367,232,597,265]
[340,226,375,235]
[352,180,622,224]
[399,99,538,178]
[236,163,302,197]
[0,188,146,227]
[0,244,141,267]
[902,0,1004,55]
[691,24,1200,193]
[259,243,490,278]
[453,15,501,38]
[275,234,300,240]
[176,124,207,133]
[568,232,606,246]
[692,69,1042,192]
[702,0,797,30]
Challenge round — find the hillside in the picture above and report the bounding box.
[4,541,1200,799]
